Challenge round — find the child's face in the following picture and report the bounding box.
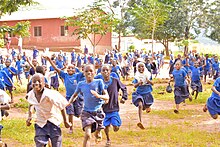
[101,66,110,79]
[5,60,11,67]
[138,64,145,73]
[32,76,44,93]
[67,65,75,75]
[32,59,37,66]
[84,65,95,82]
[194,61,199,67]
[175,62,181,70]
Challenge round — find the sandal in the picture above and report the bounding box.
[137,122,145,129]
[174,109,179,114]
[105,140,111,147]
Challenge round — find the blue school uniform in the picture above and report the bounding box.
[0,71,9,90]
[3,66,17,90]
[111,66,121,78]
[204,58,212,75]
[132,78,154,110]
[172,68,189,104]
[49,66,59,89]
[71,52,76,63]
[56,60,64,69]
[189,66,203,92]
[212,62,219,79]
[76,55,82,68]
[33,49,39,59]
[75,79,105,112]
[206,77,220,115]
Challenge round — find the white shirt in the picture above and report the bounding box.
[27,88,68,128]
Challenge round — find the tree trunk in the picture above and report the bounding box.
[165,39,169,57]
[184,26,189,56]
[118,32,121,52]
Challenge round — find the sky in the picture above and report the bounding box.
[35,0,94,9]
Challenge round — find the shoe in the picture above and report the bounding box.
[137,122,145,129]
[174,109,179,114]
[105,140,111,147]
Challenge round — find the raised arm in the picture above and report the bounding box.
[44,56,61,75]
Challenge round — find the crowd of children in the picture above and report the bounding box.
[0,46,220,146]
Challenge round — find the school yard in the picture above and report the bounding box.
[2,62,220,147]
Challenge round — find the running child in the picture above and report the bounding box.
[69,64,109,147]
[101,64,127,146]
[132,62,153,129]
[26,73,71,147]
[170,60,192,114]
[203,77,220,119]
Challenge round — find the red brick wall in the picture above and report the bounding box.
[0,18,112,53]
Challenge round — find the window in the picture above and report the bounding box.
[61,26,68,36]
[34,26,42,37]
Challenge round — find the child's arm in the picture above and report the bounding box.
[211,86,220,96]
[26,104,33,126]
[8,67,16,75]
[44,56,61,75]
[90,89,109,104]
[133,80,143,88]
[146,79,154,86]
[61,109,71,128]
[68,92,79,104]
[26,57,36,71]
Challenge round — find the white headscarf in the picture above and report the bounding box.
[135,62,151,83]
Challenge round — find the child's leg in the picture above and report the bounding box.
[174,104,180,113]
[138,101,143,123]
[83,125,92,147]
[68,114,73,133]
[104,125,110,142]
[195,91,199,99]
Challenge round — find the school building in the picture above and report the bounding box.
[0,9,112,54]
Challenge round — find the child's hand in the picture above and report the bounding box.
[64,121,72,128]
[26,117,32,126]
[90,90,100,98]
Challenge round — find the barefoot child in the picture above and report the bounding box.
[101,64,127,146]
[132,62,153,129]
[26,73,71,147]
[170,60,192,114]
[203,77,220,119]
[69,64,109,147]
[189,61,203,99]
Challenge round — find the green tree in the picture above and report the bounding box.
[128,0,170,54]
[0,0,36,17]
[65,4,115,53]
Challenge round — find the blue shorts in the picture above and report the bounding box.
[103,111,121,127]
[66,96,83,117]
[25,71,29,79]
[34,121,62,147]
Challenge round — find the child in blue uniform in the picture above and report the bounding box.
[203,54,212,83]
[3,59,17,103]
[46,56,80,134]
[101,64,127,146]
[212,56,219,80]
[69,64,109,147]
[203,77,220,119]
[189,61,203,99]
[15,55,25,85]
[132,62,153,129]
[170,60,192,114]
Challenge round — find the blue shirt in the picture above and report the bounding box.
[132,79,153,95]
[60,71,77,98]
[71,52,76,62]
[56,60,64,69]
[16,60,24,72]
[3,67,17,86]
[212,62,219,72]
[75,79,105,112]
[172,68,187,86]
[95,72,119,80]
[33,49,39,58]
[211,77,220,99]
[189,66,202,81]
[205,59,212,70]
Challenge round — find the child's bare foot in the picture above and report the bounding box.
[146,107,151,113]
[137,122,145,129]
[95,131,102,144]
[189,96,192,102]
[203,105,208,112]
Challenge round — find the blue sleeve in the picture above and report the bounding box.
[189,66,193,70]
[99,80,105,92]
[182,70,187,77]
[11,67,17,74]
[59,70,66,79]
[213,78,220,87]
[132,79,138,84]
[75,82,81,94]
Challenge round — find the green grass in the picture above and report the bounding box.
[14,98,29,111]
[2,118,220,146]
